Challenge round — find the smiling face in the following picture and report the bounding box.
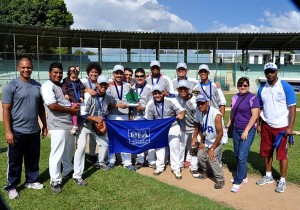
[18,58,32,81]
[96,82,108,95]
[124,70,133,83]
[88,68,100,83]
[150,65,161,77]
[114,70,124,83]
[135,72,145,86]
[49,68,63,84]
[152,90,164,102]
[176,68,188,79]
[196,100,208,113]
[198,69,209,82]
[178,86,189,99]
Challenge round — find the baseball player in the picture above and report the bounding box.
[40,62,79,193]
[145,84,185,179]
[130,68,153,169]
[190,93,225,189]
[175,80,197,172]
[107,64,135,171]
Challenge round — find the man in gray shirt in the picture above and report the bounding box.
[40,62,79,193]
[2,57,47,199]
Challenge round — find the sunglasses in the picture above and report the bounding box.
[135,75,145,78]
[199,70,208,74]
[238,84,249,88]
[177,68,186,71]
[265,69,276,75]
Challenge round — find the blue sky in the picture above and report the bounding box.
[65,0,300,32]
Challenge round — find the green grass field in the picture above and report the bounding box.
[0,122,234,210]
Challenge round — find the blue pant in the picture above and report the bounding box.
[5,130,41,191]
[233,127,256,185]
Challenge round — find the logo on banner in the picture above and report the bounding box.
[128,129,150,147]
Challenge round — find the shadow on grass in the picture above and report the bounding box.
[222,149,281,179]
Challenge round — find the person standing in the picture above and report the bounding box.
[2,57,47,199]
[226,77,260,193]
[130,68,153,169]
[40,62,79,193]
[190,93,225,189]
[175,80,197,172]
[107,64,135,171]
[256,62,296,193]
[145,84,185,179]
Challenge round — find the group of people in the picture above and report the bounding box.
[2,56,296,200]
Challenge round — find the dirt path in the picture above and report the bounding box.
[137,166,300,210]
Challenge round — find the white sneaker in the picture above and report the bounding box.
[8,188,19,199]
[173,170,182,179]
[25,182,44,190]
[230,177,248,184]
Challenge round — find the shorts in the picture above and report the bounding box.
[260,122,288,160]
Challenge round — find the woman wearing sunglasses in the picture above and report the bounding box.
[226,77,260,193]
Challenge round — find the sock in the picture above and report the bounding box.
[280,177,286,183]
[266,172,272,177]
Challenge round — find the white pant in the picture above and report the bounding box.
[107,114,132,166]
[179,131,193,166]
[73,126,109,179]
[49,130,75,183]
[149,125,181,172]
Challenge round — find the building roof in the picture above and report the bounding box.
[1,23,300,51]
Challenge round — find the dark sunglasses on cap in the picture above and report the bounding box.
[265,69,276,75]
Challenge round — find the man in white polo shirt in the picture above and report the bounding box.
[256,62,296,193]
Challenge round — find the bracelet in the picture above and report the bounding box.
[209,147,214,151]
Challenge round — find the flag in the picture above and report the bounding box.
[106,117,176,154]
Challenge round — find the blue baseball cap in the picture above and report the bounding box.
[196,93,208,102]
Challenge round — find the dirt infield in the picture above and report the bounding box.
[138,166,300,210]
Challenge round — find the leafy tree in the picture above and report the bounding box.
[0,0,74,28]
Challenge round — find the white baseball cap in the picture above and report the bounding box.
[177,80,189,88]
[198,64,210,72]
[97,75,109,84]
[150,60,161,67]
[176,62,187,69]
[113,64,124,72]
[152,84,163,92]
[264,62,278,71]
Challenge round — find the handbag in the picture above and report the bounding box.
[227,92,249,138]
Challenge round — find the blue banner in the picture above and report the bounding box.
[106,117,176,154]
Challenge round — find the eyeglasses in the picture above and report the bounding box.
[135,75,145,78]
[238,84,249,88]
[199,70,208,74]
[265,69,276,75]
[177,68,186,71]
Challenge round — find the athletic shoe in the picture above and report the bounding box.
[73,178,87,186]
[153,169,163,176]
[148,163,156,169]
[173,170,182,179]
[8,189,19,199]
[275,181,286,193]
[256,176,274,185]
[124,165,136,171]
[135,163,143,170]
[86,156,97,165]
[230,184,241,193]
[70,126,78,135]
[191,170,200,178]
[230,177,248,184]
[214,181,225,189]
[198,173,208,179]
[25,182,44,190]
[184,161,191,168]
[94,164,110,171]
[107,163,115,170]
[51,182,62,194]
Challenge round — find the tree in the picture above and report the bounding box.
[0,0,74,28]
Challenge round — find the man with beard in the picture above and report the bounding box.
[256,62,296,193]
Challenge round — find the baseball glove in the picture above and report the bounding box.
[189,142,200,156]
[92,121,107,136]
